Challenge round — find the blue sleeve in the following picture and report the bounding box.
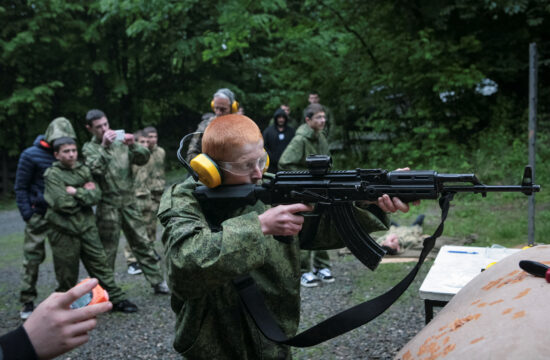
[14,152,35,221]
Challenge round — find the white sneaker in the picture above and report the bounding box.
[315,268,335,283]
[20,302,34,320]
[127,262,143,275]
[300,272,320,287]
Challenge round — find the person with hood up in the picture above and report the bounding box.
[14,117,77,320]
[262,108,295,173]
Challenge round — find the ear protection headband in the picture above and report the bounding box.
[178,132,269,188]
[211,99,239,114]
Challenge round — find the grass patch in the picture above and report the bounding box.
[0,196,16,212]
[0,233,25,269]
[385,191,549,248]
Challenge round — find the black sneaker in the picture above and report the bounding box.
[153,281,170,295]
[112,299,138,313]
[127,262,143,275]
[20,302,34,320]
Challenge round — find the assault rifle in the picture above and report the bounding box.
[194,155,540,271]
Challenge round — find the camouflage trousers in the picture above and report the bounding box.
[124,192,161,264]
[20,213,49,304]
[300,249,331,273]
[96,200,163,286]
[49,226,126,303]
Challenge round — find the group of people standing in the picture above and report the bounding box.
[187,88,338,289]
[14,110,169,322]
[4,87,419,360]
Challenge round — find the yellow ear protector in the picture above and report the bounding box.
[211,99,239,114]
[178,132,269,188]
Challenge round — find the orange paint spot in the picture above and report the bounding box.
[449,314,481,331]
[471,299,481,306]
[482,278,503,291]
[470,336,485,344]
[402,350,412,360]
[502,308,513,315]
[513,310,526,319]
[443,336,450,345]
[507,270,520,277]
[477,302,488,308]
[489,299,504,306]
[442,343,456,356]
[483,270,528,290]
[496,272,528,288]
[439,324,447,332]
[513,288,531,300]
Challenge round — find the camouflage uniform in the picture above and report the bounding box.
[186,117,214,162]
[158,177,388,359]
[376,225,424,254]
[15,117,76,304]
[82,137,164,286]
[278,123,332,272]
[124,144,166,264]
[44,161,126,303]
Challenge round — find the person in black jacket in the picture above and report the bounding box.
[262,108,295,173]
[14,117,76,320]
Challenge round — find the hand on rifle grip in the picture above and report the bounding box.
[258,203,314,236]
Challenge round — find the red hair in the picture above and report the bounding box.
[202,114,262,161]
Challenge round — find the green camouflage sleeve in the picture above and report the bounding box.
[44,168,80,215]
[82,141,110,176]
[73,167,101,206]
[278,136,306,171]
[185,119,211,162]
[158,183,269,300]
[128,143,150,166]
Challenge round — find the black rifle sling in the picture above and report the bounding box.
[233,193,454,347]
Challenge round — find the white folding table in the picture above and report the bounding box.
[418,245,520,323]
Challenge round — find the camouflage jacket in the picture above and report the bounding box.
[376,225,425,254]
[278,123,330,171]
[148,145,166,193]
[158,177,388,359]
[82,137,150,205]
[132,145,166,197]
[44,161,101,235]
[186,117,214,162]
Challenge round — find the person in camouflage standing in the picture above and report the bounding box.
[44,137,138,312]
[14,117,77,320]
[278,103,335,288]
[158,114,410,359]
[186,88,237,162]
[124,127,166,274]
[82,109,169,294]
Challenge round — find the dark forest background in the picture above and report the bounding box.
[2,0,550,196]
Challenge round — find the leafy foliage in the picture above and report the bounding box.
[1,0,549,178]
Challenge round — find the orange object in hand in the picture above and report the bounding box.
[70,278,109,309]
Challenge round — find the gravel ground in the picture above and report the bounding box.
[0,231,431,359]
[0,209,25,236]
